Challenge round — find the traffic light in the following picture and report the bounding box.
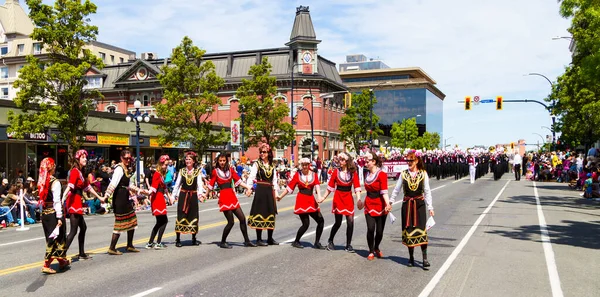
[464,96,472,110]
[344,92,352,108]
[496,96,503,110]
[510,142,515,150]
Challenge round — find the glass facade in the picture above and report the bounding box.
[369,88,443,142]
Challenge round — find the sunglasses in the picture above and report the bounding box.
[260,151,269,154]
[406,159,416,163]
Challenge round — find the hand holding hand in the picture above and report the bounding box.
[245,189,253,197]
[385,203,392,212]
[57,219,62,227]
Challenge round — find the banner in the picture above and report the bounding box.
[97,133,129,145]
[230,121,240,146]
[382,161,409,178]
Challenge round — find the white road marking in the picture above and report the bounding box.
[418,179,511,297]
[130,287,162,297]
[282,184,446,244]
[533,181,564,297]
[0,237,45,247]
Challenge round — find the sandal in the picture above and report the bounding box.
[41,266,56,274]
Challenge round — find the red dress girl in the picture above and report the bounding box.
[149,171,168,216]
[327,169,361,216]
[67,167,91,215]
[287,170,320,214]
[207,167,242,211]
[363,169,388,216]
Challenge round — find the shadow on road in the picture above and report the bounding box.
[500,194,599,210]
[486,220,600,250]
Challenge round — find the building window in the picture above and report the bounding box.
[16,65,24,77]
[0,47,7,56]
[1,87,8,99]
[120,57,124,63]
[0,67,8,79]
[17,44,24,55]
[84,76,102,89]
[143,95,149,106]
[107,106,116,113]
[110,55,114,64]
[99,52,105,61]
[33,43,42,54]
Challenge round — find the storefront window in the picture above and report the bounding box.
[8,143,26,182]
[37,145,56,179]
[26,143,37,180]
[56,146,69,179]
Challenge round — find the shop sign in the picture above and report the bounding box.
[150,137,173,148]
[97,133,129,145]
[7,131,48,141]
[129,135,149,147]
[84,134,97,143]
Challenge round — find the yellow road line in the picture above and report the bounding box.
[0,205,296,276]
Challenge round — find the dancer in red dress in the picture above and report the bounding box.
[63,149,103,260]
[146,155,174,250]
[277,158,326,249]
[206,153,255,249]
[358,152,392,260]
[320,152,362,252]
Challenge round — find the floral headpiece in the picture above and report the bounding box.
[38,158,55,201]
[75,149,88,160]
[159,155,170,163]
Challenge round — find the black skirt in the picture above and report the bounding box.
[175,190,199,234]
[401,199,428,247]
[248,183,277,230]
[42,209,67,260]
[112,187,138,233]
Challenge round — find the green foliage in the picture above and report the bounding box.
[8,0,103,156]
[235,57,294,149]
[155,36,228,156]
[550,0,600,149]
[411,132,441,150]
[339,89,383,153]
[390,118,418,148]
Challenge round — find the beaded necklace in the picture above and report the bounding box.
[118,164,132,178]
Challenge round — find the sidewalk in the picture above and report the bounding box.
[430,180,600,297]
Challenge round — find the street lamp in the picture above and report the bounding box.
[532,133,545,151]
[369,81,391,149]
[290,62,303,164]
[126,99,150,187]
[240,105,246,156]
[444,136,454,148]
[404,114,421,148]
[298,106,314,161]
[525,72,556,151]
[552,36,572,40]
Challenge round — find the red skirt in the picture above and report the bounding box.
[151,192,167,216]
[364,195,386,217]
[332,190,354,215]
[67,193,84,215]
[218,188,240,211]
[294,193,319,214]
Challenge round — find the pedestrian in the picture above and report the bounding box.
[390,150,434,270]
[104,150,141,255]
[319,152,361,252]
[277,157,325,249]
[357,152,391,260]
[246,143,280,246]
[513,153,522,181]
[63,149,103,260]
[206,153,255,249]
[172,151,205,247]
[38,158,70,274]
[146,155,173,250]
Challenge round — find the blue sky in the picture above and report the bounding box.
[38,0,573,149]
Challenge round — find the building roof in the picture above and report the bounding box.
[286,5,321,45]
[0,0,33,36]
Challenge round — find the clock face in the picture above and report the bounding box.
[302,52,312,64]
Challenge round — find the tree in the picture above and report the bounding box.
[390,118,418,148]
[236,57,294,149]
[411,132,441,150]
[549,0,600,150]
[155,36,228,156]
[8,0,104,158]
[339,90,383,154]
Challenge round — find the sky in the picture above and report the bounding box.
[38,0,573,150]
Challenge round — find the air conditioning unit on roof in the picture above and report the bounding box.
[141,52,158,60]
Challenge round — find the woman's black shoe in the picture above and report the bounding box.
[219,242,232,249]
[326,241,335,251]
[313,242,326,250]
[244,241,257,247]
[291,241,304,249]
[175,241,182,248]
[408,258,415,267]
[423,260,430,270]
[191,239,201,246]
[267,239,279,245]
[256,240,268,247]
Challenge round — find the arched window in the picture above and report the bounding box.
[107,106,116,113]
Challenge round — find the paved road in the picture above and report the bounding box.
[0,174,598,297]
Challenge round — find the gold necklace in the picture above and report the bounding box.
[120,164,132,178]
[258,161,273,179]
[403,170,424,192]
[182,168,197,186]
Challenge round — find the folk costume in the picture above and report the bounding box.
[286,169,325,249]
[391,168,434,269]
[172,166,204,246]
[105,163,139,254]
[147,162,169,249]
[207,167,254,248]
[39,158,69,274]
[362,168,389,257]
[326,167,361,251]
[247,159,280,246]
[64,150,92,259]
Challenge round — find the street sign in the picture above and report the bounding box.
[480,99,495,103]
[473,96,480,102]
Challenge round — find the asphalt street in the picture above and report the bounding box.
[0,174,598,297]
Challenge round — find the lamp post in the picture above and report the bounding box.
[240,105,246,156]
[525,73,556,151]
[290,63,302,165]
[298,106,314,161]
[403,114,421,148]
[444,136,454,148]
[126,100,150,187]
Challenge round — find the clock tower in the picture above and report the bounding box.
[286,5,321,75]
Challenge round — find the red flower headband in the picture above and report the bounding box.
[75,149,87,160]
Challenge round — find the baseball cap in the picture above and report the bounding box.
[2,178,7,184]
